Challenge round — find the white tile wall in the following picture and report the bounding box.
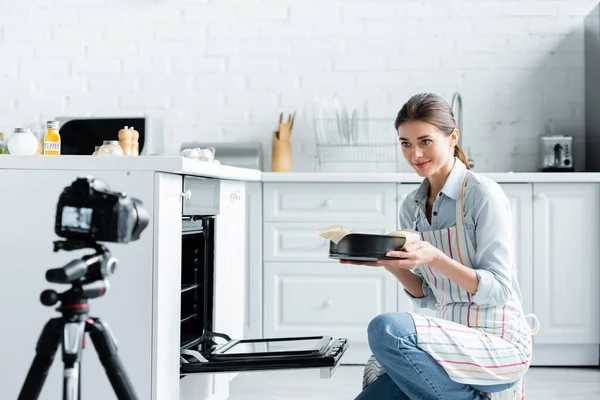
[0,0,596,172]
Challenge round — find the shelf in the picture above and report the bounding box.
[181,284,199,293]
[181,313,198,324]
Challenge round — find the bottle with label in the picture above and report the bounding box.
[0,131,9,154]
[44,120,61,155]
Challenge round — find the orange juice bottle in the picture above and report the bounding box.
[44,120,61,155]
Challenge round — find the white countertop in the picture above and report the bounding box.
[3,156,600,183]
[0,155,262,181]
[261,172,600,183]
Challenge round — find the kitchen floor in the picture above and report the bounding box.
[230,366,600,399]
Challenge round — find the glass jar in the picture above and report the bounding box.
[7,128,39,155]
[98,141,124,156]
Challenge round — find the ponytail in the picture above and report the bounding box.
[454,144,470,170]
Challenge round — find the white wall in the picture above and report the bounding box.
[0,0,596,172]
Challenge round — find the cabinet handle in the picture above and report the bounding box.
[536,192,547,201]
[324,300,333,307]
[181,189,192,200]
[230,191,241,203]
[323,199,333,206]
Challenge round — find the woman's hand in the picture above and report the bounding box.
[376,241,443,270]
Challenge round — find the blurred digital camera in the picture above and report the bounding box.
[54,176,149,244]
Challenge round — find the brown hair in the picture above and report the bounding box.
[394,92,470,169]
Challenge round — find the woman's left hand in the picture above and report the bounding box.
[377,240,443,270]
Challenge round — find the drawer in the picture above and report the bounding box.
[264,222,396,262]
[263,262,397,341]
[182,176,220,216]
[263,183,396,222]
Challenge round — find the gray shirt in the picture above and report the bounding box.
[400,158,523,309]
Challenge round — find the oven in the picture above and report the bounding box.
[178,178,349,378]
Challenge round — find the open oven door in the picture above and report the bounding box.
[180,215,349,378]
[180,332,349,378]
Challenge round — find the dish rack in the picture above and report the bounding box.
[314,118,400,172]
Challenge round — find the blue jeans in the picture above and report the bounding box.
[355,313,517,400]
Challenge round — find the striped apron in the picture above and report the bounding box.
[362,176,539,399]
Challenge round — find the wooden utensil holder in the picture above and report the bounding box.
[271,131,291,172]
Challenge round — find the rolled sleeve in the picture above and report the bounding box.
[404,281,437,310]
[470,181,513,307]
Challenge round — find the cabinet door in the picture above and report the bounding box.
[263,262,397,363]
[533,183,600,344]
[264,222,395,262]
[500,184,534,314]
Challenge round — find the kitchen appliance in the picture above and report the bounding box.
[56,116,167,156]
[56,117,147,156]
[178,178,348,378]
[540,135,575,172]
[180,142,263,170]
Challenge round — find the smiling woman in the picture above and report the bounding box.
[396,92,470,178]
[350,93,539,400]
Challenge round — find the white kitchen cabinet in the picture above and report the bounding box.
[263,222,393,262]
[499,184,534,315]
[261,182,398,364]
[532,183,600,364]
[263,183,397,223]
[257,179,600,368]
[0,170,157,400]
[0,168,255,400]
[263,262,397,364]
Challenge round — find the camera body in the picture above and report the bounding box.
[55,176,148,244]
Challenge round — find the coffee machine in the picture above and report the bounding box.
[540,135,575,172]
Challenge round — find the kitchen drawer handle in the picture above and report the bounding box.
[324,300,333,307]
[323,199,333,206]
[181,189,192,200]
[536,192,547,200]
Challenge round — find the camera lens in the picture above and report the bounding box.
[130,198,149,241]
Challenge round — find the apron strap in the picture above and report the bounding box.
[412,200,419,230]
[454,175,468,227]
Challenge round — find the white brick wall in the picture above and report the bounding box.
[0,0,597,172]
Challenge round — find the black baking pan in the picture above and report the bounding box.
[328,233,409,261]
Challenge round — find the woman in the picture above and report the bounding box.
[345,93,538,400]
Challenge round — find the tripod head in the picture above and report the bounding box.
[40,240,118,312]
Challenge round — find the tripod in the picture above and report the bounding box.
[18,240,139,400]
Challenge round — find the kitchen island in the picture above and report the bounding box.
[0,156,260,400]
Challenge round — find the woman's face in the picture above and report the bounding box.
[398,120,457,177]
